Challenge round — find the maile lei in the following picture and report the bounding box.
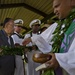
[0,46,33,56]
[52,9,75,53]
[42,9,75,75]
[0,46,24,55]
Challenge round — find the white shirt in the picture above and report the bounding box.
[11,32,23,45]
[24,32,41,75]
[8,36,11,45]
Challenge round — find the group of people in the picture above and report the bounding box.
[0,0,75,75]
[23,0,75,75]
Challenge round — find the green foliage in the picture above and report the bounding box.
[0,46,33,56]
[51,10,75,53]
[0,46,24,55]
[41,69,54,75]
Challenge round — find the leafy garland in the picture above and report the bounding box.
[0,46,32,56]
[51,10,75,53]
[0,46,24,55]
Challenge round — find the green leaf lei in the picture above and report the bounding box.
[51,9,75,53]
[0,46,32,56]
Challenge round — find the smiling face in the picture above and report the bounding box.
[4,20,15,35]
[53,0,72,19]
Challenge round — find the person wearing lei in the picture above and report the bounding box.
[43,0,75,75]
[42,8,75,75]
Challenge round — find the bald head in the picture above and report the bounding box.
[53,0,73,19]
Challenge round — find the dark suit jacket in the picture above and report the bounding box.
[0,30,14,47]
[0,30,15,75]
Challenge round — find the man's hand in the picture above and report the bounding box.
[22,38,32,46]
[45,53,59,69]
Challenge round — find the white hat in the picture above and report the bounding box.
[14,19,23,26]
[29,19,41,28]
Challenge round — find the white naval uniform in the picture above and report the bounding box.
[24,33,41,75]
[11,32,24,75]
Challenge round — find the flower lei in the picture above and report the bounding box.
[51,10,75,53]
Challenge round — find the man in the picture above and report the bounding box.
[0,18,15,75]
[45,0,75,75]
[12,19,24,45]
[24,19,41,75]
[11,19,24,75]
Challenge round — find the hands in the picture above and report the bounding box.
[22,38,32,46]
[45,53,59,69]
